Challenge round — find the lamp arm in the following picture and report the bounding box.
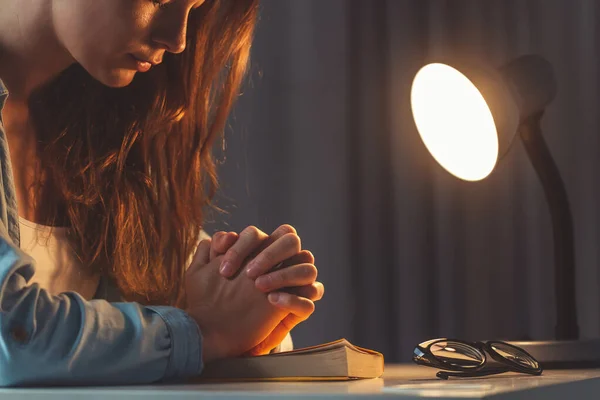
[519,111,579,340]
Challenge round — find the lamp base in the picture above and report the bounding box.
[507,339,600,369]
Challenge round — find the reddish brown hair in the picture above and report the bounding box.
[27,0,259,305]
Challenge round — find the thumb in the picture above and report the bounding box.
[244,318,297,356]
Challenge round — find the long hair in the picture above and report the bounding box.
[26,0,259,305]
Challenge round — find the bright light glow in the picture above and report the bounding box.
[411,63,499,181]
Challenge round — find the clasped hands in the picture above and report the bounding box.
[184,224,324,363]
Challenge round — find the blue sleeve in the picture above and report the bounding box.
[0,237,203,386]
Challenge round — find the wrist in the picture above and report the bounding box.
[201,333,221,364]
[187,311,225,364]
[202,328,233,364]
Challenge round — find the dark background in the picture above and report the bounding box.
[204,0,600,362]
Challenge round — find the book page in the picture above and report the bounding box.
[266,339,380,357]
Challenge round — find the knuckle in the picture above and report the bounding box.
[282,233,301,252]
[315,290,324,301]
[278,224,297,235]
[243,225,261,239]
[303,299,316,316]
[295,264,317,281]
[305,264,318,280]
[302,283,323,301]
[242,225,258,237]
[224,247,241,262]
[302,250,315,264]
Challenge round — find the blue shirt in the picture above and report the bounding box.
[0,78,203,386]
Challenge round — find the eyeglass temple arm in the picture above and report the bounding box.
[436,367,510,380]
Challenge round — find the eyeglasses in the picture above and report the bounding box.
[413,338,543,379]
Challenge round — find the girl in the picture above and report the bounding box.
[0,0,323,385]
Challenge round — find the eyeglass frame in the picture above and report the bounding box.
[413,338,543,379]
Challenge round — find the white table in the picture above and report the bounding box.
[2,365,600,399]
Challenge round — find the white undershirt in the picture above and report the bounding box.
[19,218,212,301]
[18,217,100,300]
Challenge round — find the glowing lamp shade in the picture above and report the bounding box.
[411,63,499,181]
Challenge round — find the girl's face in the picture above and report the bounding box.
[52,0,205,88]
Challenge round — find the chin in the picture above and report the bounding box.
[86,66,136,88]
[101,69,137,88]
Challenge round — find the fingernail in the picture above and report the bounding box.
[268,292,280,303]
[246,264,260,278]
[255,276,270,290]
[220,261,233,276]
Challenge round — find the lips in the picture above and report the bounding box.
[129,54,155,72]
[131,54,161,66]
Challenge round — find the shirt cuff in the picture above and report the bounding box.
[147,306,203,381]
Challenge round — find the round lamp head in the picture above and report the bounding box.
[410,55,555,182]
[411,63,501,181]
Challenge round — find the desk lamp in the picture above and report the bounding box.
[410,54,600,368]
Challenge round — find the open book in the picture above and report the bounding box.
[196,339,384,382]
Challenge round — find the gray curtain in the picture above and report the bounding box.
[204,0,600,362]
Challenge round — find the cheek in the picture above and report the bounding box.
[54,0,147,86]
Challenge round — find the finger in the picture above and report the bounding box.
[283,281,325,302]
[264,250,314,275]
[219,226,268,278]
[255,263,317,292]
[246,233,302,279]
[244,292,315,356]
[245,321,296,356]
[267,292,315,320]
[189,239,211,271]
[244,321,294,356]
[210,231,238,260]
[250,224,298,258]
[240,225,302,275]
[280,250,314,268]
[209,231,227,260]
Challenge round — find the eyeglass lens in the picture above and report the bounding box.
[489,342,540,370]
[430,340,484,369]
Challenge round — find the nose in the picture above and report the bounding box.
[151,13,188,54]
